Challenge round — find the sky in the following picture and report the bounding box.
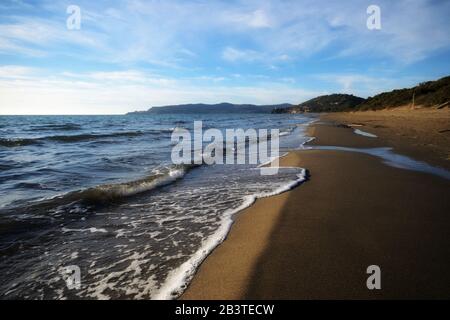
[0,0,449,115]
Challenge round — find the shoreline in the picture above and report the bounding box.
[322,107,450,170]
[153,120,313,300]
[181,111,450,299]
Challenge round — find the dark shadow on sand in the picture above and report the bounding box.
[243,124,450,299]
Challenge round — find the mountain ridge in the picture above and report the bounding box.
[127,75,450,115]
[127,103,292,115]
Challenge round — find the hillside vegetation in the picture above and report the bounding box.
[127,76,449,115]
[357,76,450,110]
[273,75,450,114]
[272,94,365,113]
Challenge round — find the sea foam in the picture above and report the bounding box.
[152,168,307,300]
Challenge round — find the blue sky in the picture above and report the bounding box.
[0,0,449,114]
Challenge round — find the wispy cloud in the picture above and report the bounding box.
[222,47,262,62]
[0,65,324,114]
[1,0,449,64]
[0,0,449,114]
[0,65,38,78]
[222,8,273,29]
[314,73,427,97]
[0,16,105,56]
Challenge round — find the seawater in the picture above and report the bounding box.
[0,113,313,299]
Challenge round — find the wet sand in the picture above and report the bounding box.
[182,117,450,299]
[323,107,450,170]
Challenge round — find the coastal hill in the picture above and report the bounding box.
[272,94,365,114]
[273,75,450,114]
[357,75,450,110]
[127,75,449,115]
[127,103,292,115]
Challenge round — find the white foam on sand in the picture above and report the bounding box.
[353,129,377,138]
[307,146,450,180]
[152,168,307,300]
[257,152,289,168]
[62,227,108,233]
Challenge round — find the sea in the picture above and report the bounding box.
[0,113,314,299]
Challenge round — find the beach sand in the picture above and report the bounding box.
[181,111,450,299]
[322,107,450,170]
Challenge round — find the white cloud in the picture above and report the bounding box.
[0,37,46,57]
[222,47,262,62]
[315,73,426,97]
[223,9,272,29]
[59,69,177,86]
[190,76,226,83]
[247,9,272,28]
[88,70,145,81]
[0,65,323,114]
[0,16,105,58]
[0,65,37,78]
[1,0,449,65]
[0,0,448,115]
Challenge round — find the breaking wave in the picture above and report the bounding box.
[0,131,145,147]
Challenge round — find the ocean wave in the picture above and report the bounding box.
[0,131,145,147]
[1,164,197,219]
[45,131,144,143]
[0,164,15,171]
[28,124,82,131]
[0,164,198,252]
[0,115,317,298]
[61,227,108,234]
[0,138,40,147]
[153,167,307,299]
[13,182,55,190]
[76,165,192,204]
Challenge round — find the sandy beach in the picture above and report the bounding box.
[182,109,450,299]
[323,107,450,170]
